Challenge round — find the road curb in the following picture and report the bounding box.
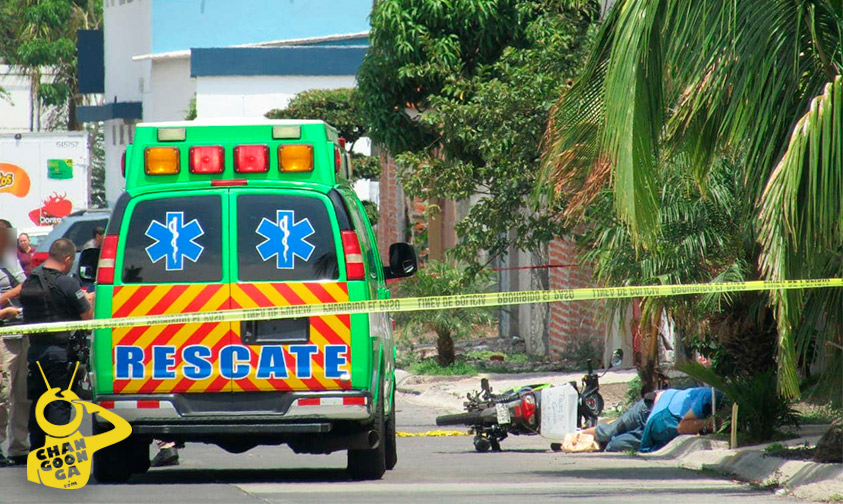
[394,369,419,394]
[642,433,843,501]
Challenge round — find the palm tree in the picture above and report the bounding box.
[541,0,842,402]
[581,156,777,392]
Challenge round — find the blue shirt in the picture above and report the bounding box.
[639,387,721,452]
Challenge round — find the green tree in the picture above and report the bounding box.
[541,0,843,401]
[0,0,102,131]
[357,0,599,269]
[582,156,777,391]
[395,261,495,366]
[88,122,105,208]
[266,88,380,180]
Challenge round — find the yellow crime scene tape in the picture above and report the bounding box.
[397,430,470,437]
[1,277,841,337]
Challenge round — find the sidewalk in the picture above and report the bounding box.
[642,426,842,502]
[394,367,639,412]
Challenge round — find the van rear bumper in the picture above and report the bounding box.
[93,390,373,424]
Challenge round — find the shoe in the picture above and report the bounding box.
[150,447,179,467]
[0,455,15,468]
[7,455,27,466]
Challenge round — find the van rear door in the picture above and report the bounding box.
[228,189,354,393]
[108,191,232,394]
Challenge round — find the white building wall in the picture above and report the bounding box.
[0,65,60,133]
[146,57,195,122]
[103,0,152,204]
[0,66,35,133]
[195,75,357,119]
[103,0,151,103]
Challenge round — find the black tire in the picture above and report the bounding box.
[584,393,604,417]
[347,378,386,480]
[490,439,502,452]
[385,389,397,470]
[550,443,563,452]
[473,436,491,452]
[92,419,147,483]
[435,411,483,427]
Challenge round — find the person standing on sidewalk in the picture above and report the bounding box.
[0,220,30,466]
[16,233,33,277]
[19,238,94,450]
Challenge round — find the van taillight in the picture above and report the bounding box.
[334,145,342,173]
[96,235,119,285]
[341,230,365,280]
[32,252,49,268]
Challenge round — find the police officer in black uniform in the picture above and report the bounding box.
[19,239,94,450]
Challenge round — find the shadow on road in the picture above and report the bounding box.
[519,465,749,482]
[433,448,550,455]
[125,467,352,485]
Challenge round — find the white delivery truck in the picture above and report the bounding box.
[0,132,90,234]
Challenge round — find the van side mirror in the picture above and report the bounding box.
[78,248,100,282]
[384,243,417,279]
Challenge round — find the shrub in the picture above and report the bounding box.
[679,362,800,443]
[395,261,495,367]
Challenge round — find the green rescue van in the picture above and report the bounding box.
[88,119,416,482]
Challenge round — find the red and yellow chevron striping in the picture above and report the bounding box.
[230,282,351,392]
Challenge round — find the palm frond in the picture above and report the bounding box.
[758,75,843,397]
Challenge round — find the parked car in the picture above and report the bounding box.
[32,208,110,270]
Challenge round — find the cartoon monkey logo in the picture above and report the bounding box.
[27,362,131,489]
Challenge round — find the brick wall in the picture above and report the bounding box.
[547,236,602,358]
[376,152,406,259]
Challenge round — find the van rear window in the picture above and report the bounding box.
[64,218,109,249]
[236,194,338,281]
[121,196,223,283]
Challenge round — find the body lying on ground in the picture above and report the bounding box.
[580,387,725,453]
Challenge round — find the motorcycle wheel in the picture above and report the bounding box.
[584,393,604,417]
[490,439,501,452]
[474,436,491,452]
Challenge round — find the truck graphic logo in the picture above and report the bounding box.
[0,163,30,198]
[28,193,72,226]
[0,171,12,188]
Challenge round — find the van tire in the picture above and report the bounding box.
[347,379,386,480]
[92,420,147,483]
[385,389,397,470]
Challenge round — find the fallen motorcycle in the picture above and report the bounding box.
[435,349,623,452]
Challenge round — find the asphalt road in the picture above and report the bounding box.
[0,392,789,504]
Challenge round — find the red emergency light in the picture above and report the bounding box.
[189,146,225,174]
[234,145,269,173]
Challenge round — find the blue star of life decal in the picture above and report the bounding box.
[145,212,205,271]
[256,210,316,269]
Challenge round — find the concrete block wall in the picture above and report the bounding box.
[375,152,407,259]
[547,236,603,358]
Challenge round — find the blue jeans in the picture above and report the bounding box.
[594,398,652,452]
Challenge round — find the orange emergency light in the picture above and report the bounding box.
[145,147,180,175]
[278,144,314,172]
